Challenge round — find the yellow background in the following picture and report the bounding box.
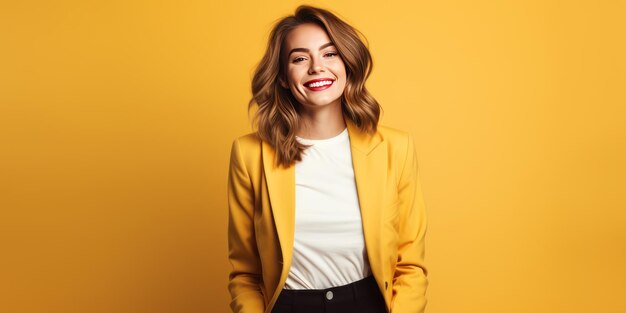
[1,1,624,312]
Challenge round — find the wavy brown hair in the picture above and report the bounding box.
[248,5,381,168]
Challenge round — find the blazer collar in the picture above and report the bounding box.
[262,118,382,168]
[261,117,387,285]
[344,117,383,155]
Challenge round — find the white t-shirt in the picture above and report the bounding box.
[284,127,372,289]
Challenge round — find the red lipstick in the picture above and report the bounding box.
[304,78,335,91]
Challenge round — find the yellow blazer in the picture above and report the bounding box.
[227,118,428,313]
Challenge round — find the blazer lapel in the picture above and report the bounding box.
[261,140,295,269]
[345,119,387,281]
[262,118,387,281]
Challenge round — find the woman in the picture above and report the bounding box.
[227,5,428,313]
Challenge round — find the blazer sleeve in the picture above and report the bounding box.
[390,133,429,313]
[227,138,265,313]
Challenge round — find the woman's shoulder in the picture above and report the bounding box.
[229,131,263,159]
[376,124,418,171]
[233,131,262,146]
[376,123,413,144]
[228,131,264,174]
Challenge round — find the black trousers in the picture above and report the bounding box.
[270,275,388,313]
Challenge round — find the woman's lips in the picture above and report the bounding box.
[304,80,334,91]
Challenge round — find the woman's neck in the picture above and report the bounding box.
[296,104,346,140]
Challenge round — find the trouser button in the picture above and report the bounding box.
[326,290,334,300]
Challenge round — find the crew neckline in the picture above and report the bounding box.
[296,127,348,145]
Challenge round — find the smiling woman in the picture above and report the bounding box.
[247,6,381,168]
[278,23,347,123]
[227,5,429,313]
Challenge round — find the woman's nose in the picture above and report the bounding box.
[309,66,323,74]
[308,58,325,74]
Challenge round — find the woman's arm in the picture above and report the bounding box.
[227,138,265,313]
[391,133,429,313]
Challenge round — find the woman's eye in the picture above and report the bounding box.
[292,52,338,64]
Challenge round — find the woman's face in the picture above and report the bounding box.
[280,23,347,111]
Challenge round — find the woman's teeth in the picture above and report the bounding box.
[306,80,333,87]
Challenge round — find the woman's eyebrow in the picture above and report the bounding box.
[288,42,335,57]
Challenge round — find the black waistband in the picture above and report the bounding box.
[276,275,381,305]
